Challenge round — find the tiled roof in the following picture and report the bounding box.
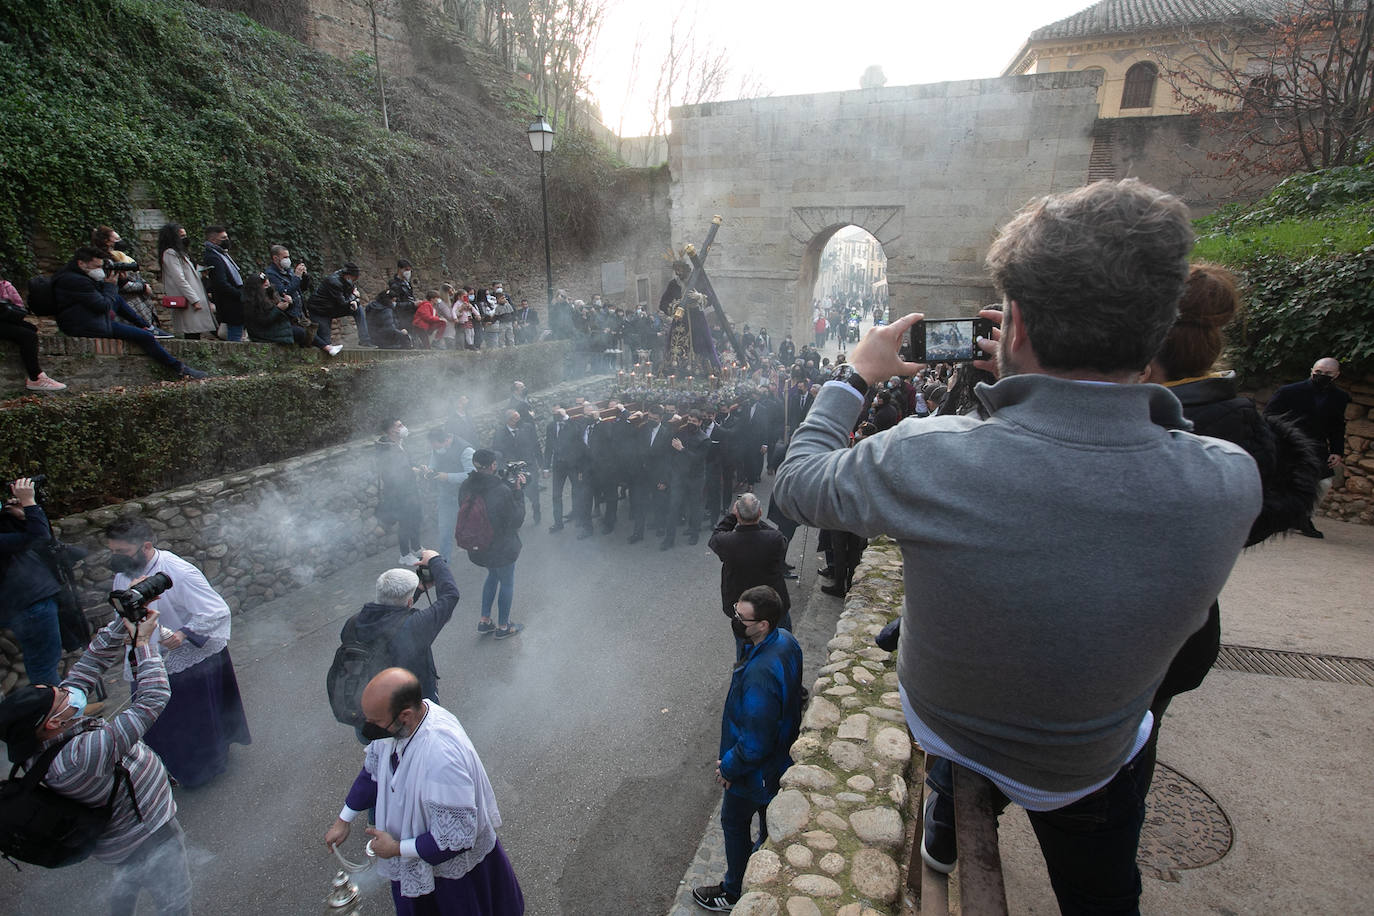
[1029,0,1293,42]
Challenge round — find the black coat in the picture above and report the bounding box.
[708,516,791,617]
[53,262,120,336]
[545,417,580,469]
[345,557,458,702]
[458,471,525,568]
[490,423,543,471]
[375,437,421,522]
[1264,378,1351,466]
[307,270,357,320]
[201,243,244,324]
[632,421,676,486]
[664,424,710,481]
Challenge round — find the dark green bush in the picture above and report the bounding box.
[0,342,570,516]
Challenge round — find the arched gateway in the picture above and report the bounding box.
[667,71,1102,336]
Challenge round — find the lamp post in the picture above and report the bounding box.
[527,115,555,316]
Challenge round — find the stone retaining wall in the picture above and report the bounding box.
[733,539,914,916]
[0,375,612,693]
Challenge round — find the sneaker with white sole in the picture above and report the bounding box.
[493,622,524,640]
[325,344,343,356]
[691,883,738,911]
[25,373,67,392]
[398,552,421,566]
[921,790,957,874]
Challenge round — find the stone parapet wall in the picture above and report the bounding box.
[0,374,612,692]
[733,539,914,916]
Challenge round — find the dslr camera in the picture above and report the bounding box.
[108,572,173,624]
[498,460,530,486]
[103,258,140,274]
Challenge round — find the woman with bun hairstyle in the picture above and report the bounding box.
[1139,263,1322,773]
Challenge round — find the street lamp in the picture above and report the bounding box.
[527,115,555,316]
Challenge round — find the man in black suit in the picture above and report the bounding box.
[570,406,600,539]
[507,380,535,426]
[201,225,244,341]
[544,406,578,533]
[590,400,634,535]
[660,409,711,550]
[628,405,674,544]
[491,409,544,524]
[708,493,792,657]
[1264,357,1351,538]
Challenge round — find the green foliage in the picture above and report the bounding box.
[0,0,621,281]
[0,342,571,516]
[1193,162,1374,381]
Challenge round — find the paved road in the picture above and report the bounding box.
[2,479,840,916]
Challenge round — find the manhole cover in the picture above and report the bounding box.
[1138,763,1232,881]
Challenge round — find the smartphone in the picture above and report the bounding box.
[908,317,994,362]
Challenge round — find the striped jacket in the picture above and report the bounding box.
[32,620,176,863]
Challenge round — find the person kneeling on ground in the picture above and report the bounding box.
[244,272,342,355]
[366,288,413,350]
[54,246,207,379]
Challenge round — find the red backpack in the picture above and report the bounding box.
[454,492,494,551]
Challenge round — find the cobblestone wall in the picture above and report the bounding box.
[0,375,611,691]
[733,539,914,916]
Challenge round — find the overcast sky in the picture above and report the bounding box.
[587,0,1094,135]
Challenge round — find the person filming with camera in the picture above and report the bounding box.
[104,518,250,789]
[0,606,193,913]
[456,449,527,641]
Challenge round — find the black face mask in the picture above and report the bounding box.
[359,717,401,742]
[731,618,749,640]
[1311,374,1334,391]
[217,239,231,252]
[108,553,145,575]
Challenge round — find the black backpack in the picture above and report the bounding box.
[0,733,140,869]
[326,613,411,728]
[25,275,60,317]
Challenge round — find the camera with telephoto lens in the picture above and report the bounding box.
[108,572,173,624]
[103,259,140,273]
[498,460,530,486]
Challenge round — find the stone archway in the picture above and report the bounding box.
[791,206,901,334]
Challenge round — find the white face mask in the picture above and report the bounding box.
[279,257,292,269]
[87,267,106,282]
[397,425,409,439]
[402,270,412,281]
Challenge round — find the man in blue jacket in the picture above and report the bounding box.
[55,247,206,378]
[693,585,802,912]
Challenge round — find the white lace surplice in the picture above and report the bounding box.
[364,701,501,898]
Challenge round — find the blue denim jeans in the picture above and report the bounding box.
[224,324,244,342]
[925,750,1150,916]
[2,596,62,687]
[106,323,182,370]
[480,563,516,627]
[720,789,769,898]
[108,818,192,916]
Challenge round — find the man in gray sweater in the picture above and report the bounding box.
[773,179,1261,915]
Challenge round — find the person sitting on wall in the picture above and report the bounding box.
[365,288,414,350]
[0,271,66,390]
[307,263,371,348]
[54,246,207,379]
[411,290,449,349]
[244,272,342,356]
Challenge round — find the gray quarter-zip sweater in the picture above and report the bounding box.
[774,374,1261,793]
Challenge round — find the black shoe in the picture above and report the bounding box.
[494,622,524,640]
[549,524,564,533]
[921,792,957,874]
[179,365,208,380]
[477,620,496,635]
[627,533,644,544]
[784,571,799,580]
[1300,520,1325,539]
[821,583,846,598]
[817,566,836,579]
[691,883,738,912]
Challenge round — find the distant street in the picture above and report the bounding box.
[1,478,840,916]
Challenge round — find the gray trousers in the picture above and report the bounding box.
[109,818,192,916]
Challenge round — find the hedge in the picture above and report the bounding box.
[0,342,571,516]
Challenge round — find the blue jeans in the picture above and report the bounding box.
[925,750,1150,915]
[224,324,244,342]
[106,323,182,370]
[2,596,61,687]
[720,790,769,898]
[480,563,516,626]
[108,818,192,916]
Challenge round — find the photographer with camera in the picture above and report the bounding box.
[105,517,250,789]
[55,246,209,379]
[0,608,193,912]
[774,180,1262,912]
[0,478,68,687]
[306,263,373,347]
[456,449,527,640]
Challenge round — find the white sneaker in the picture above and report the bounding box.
[398,552,421,566]
[325,344,343,356]
[25,373,67,392]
